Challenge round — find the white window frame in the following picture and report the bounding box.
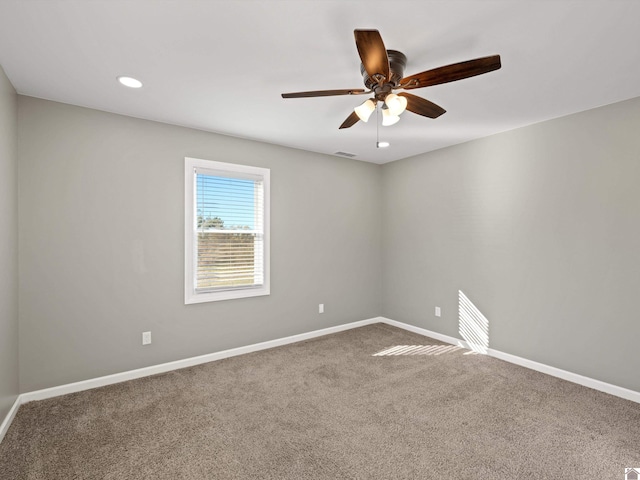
[185,157,270,304]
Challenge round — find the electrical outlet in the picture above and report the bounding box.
[142,331,152,345]
[435,306,441,317]
[319,303,324,314]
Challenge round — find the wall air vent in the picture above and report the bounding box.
[334,151,357,158]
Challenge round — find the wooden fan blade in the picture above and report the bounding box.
[399,92,446,119]
[400,55,501,89]
[282,89,366,98]
[354,29,390,82]
[339,111,360,129]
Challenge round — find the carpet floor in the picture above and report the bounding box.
[1,323,639,479]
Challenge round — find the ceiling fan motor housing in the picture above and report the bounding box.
[361,50,407,92]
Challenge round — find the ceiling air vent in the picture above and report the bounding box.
[334,151,357,158]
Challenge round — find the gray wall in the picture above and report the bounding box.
[382,96,640,392]
[14,92,640,395]
[18,97,382,392]
[0,66,19,419]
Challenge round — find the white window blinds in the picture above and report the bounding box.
[194,169,264,292]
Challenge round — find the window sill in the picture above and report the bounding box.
[185,286,270,304]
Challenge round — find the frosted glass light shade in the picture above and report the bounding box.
[385,93,407,116]
[354,99,376,122]
[382,108,400,126]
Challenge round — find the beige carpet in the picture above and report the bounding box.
[1,323,638,479]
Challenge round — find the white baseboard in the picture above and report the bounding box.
[20,317,382,404]
[3,314,638,446]
[0,395,22,444]
[487,348,640,404]
[378,316,640,404]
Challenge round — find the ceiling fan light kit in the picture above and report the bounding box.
[281,29,501,132]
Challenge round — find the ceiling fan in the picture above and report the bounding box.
[282,29,501,129]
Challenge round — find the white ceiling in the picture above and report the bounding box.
[0,1,639,164]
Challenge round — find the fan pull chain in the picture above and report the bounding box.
[375,103,388,148]
[376,103,380,148]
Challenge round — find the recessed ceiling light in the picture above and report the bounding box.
[117,76,143,88]
[377,141,390,148]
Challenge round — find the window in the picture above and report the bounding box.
[185,157,270,304]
